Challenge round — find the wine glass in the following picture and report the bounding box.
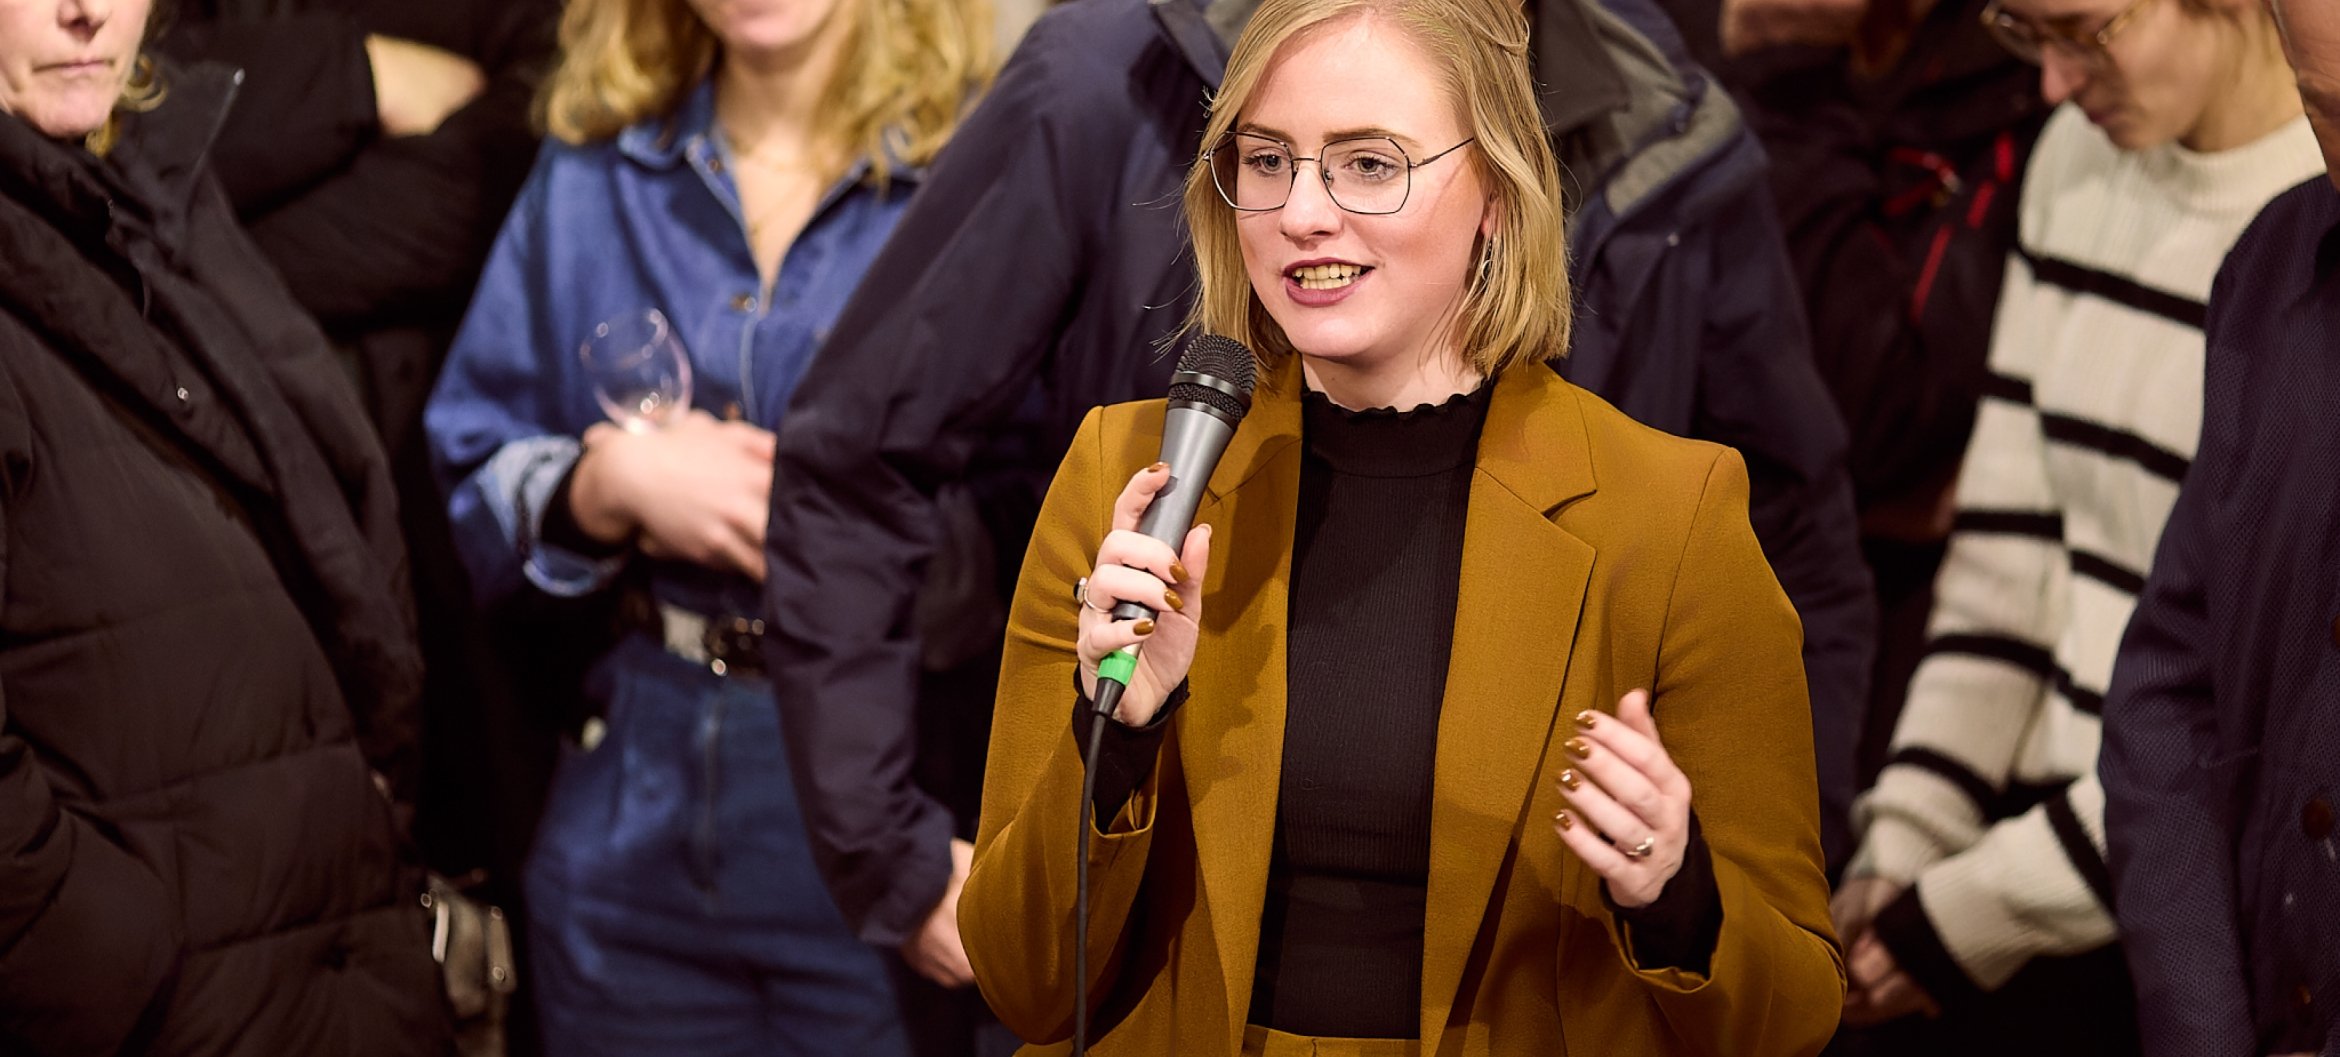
[579,308,693,431]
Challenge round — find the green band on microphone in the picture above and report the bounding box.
[1098,646,1139,686]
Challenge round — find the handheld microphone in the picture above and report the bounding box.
[1091,335,1258,708]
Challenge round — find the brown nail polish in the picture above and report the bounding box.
[1555,810,1575,831]
[1133,619,1156,635]
[1170,561,1190,583]
[1558,768,1582,792]
[1162,588,1185,612]
[1573,709,1600,730]
[1147,461,1168,473]
[1563,737,1592,760]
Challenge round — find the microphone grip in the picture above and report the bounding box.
[1105,407,1236,625]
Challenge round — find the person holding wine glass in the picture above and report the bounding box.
[422,0,989,1049]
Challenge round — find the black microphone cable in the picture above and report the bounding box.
[1074,677,1125,1056]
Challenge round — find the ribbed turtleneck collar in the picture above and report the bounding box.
[1300,382,1493,478]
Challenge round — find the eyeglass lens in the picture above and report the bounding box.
[1211,133,1415,215]
[1981,0,2139,65]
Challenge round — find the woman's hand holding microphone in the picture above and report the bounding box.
[1076,462,1213,726]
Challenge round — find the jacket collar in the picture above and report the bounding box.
[618,77,719,169]
[1205,355,1596,515]
[1184,358,1600,1052]
[1551,0,1758,251]
[1531,0,1634,139]
[0,59,241,263]
[617,77,927,189]
[1152,0,1233,87]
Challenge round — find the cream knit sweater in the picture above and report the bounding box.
[1847,104,2325,991]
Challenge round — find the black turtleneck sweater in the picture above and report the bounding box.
[1245,382,1491,1036]
[1076,382,1721,1038]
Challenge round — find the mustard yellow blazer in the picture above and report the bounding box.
[961,359,1845,1056]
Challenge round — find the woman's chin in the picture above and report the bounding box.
[20,97,117,142]
[1275,321,1380,364]
[1288,341,1372,370]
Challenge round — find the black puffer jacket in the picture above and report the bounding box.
[0,65,450,1057]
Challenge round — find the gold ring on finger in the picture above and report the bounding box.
[1073,576,1109,613]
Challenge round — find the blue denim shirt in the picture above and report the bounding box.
[426,80,920,616]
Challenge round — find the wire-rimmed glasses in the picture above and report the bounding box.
[1206,132,1476,216]
[1979,0,2156,67]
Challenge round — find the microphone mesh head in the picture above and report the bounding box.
[1168,334,1257,421]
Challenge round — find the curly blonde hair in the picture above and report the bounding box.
[1182,0,1570,378]
[537,0,992,182]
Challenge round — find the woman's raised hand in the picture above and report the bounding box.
[1076,462,1212,727]
[1550,689,1695,908]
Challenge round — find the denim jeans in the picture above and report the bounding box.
[524,634,909,1056]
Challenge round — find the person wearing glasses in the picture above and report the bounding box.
[421,0,989,1050]
[957,0,1845,1051]
[1832,0,2321,1051]
[761,0,1872,1044]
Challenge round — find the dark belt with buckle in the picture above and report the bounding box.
[656,603,767,678]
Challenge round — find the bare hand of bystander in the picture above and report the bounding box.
[904,838,978,988]
[1842,930,1941,1025]
[365,35,486,137]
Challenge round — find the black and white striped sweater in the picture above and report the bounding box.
[1848,104,2324,992]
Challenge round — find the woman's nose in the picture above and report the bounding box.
[1278,164,1343,240]
[2039,49,2088,106]
[60,0,114,37]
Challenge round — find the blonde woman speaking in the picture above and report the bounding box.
[957,0,1845,1051]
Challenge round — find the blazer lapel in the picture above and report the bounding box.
[1182,357,1306,1052]
[1419,368,1598,1051]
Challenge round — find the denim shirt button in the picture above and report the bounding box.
[729,292,756,313]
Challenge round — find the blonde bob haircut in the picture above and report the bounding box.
[538,0,991,182]
[1181,0,1570,379]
